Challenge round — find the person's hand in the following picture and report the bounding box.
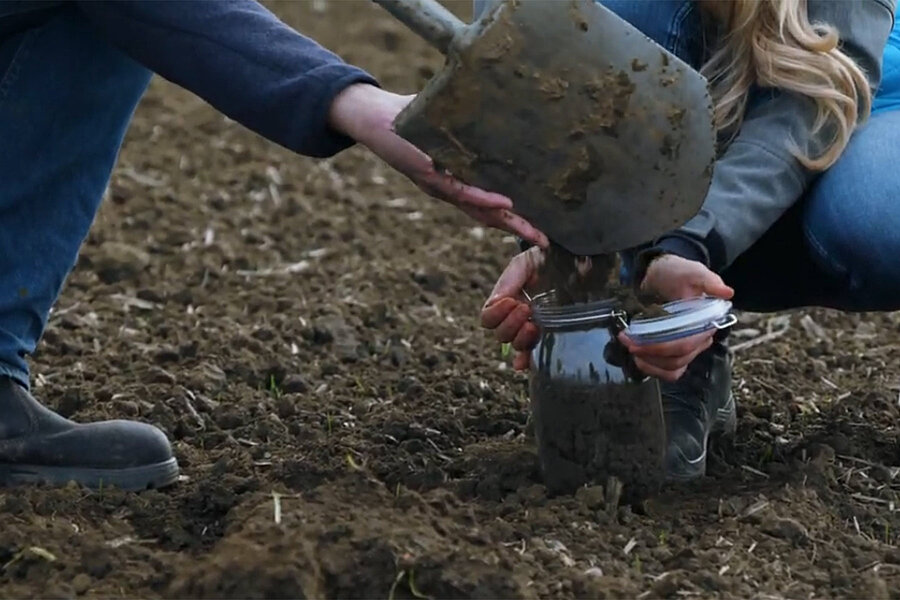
[328,83,548,248]
[618,254,734,382]
[481,247,544,370]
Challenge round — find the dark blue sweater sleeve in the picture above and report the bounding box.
[76,0,379,157]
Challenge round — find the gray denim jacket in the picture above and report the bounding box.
[654,0,898,273]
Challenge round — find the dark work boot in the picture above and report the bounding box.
[661,341,736,482]
[0,377,178,491]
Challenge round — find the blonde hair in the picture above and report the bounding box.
[701,0,872,170]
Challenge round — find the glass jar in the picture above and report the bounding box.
[529,293,666,499]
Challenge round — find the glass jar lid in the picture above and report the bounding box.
[624,296,736,345]
[530,291,625,329]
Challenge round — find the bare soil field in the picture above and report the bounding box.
[2,2,900,598]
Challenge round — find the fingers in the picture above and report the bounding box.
[511,321,539,352]
[619,330,714,381]
[636,336,713,372]
[633,356,687,382]
[513,351,531,371]
[704,274,735,300]
[484,248,543,306]
[497,211,549,249]
[421,170,513,210]
[481,296,520,329]
[618,330,714,358]
[492,303,533,343]
[463,205,548,249]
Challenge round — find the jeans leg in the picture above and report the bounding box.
[0,7,151,386]
[799,109,900,311]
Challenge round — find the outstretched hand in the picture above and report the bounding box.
[329,84,548,248]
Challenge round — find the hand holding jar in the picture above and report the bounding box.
[481,250,734,381]
[618,255,734,382]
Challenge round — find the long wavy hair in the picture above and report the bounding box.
[700,0,872,170]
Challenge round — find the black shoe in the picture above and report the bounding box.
[0,377,178,491]
[661,341,736,482]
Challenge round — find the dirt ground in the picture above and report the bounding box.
[3,1,900,598]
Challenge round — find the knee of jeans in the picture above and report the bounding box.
[803,168,900,289]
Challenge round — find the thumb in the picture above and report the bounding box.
[485,248,543,307]
[702,271,735,300]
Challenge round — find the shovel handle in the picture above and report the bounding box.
[372,0,465,55]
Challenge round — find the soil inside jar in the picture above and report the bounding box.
[535,243,663,312]
[529,372,665,501]
[530,243,668,500]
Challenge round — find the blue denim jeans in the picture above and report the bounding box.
[0,5,151,386]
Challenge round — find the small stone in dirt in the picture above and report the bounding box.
[281,374,309,394]
[749,404,773,420]
[251,327,276,341]
[389,345,408,367]
[153,345,180,364]
[450,379,469,398]
[72,573,92,595]
[808,442,835,465]
[274,395,296,418]
[144,366,177,385]
[871,464,893,483]
[411,268,447,293]
[824,432,851,455]
[422,353,440,367]
[583,567,604,578]
[56,389,85,418]
[403,381,426,400]
[320,362,340,376]
[90,241,151,284]
[575,485,606,510]
[214,409,242,430]
[136,288,164,303]
[193,362,227,390]
[179,341,198,359]
[762,516,809,545]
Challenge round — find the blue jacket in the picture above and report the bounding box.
[0,0,377,158]
[874,18,900,113]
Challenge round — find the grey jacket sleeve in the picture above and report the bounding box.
[643,0,896,275]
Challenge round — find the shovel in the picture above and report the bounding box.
[373,0,716,256]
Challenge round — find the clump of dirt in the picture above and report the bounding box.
[533,242,662,315]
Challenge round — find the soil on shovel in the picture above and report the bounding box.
[4,2,900,599]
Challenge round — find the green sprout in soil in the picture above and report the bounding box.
[657,530,668,545]
[408,570,432,600]
[501,342,511,358]
[268,375,282,399]
[346,452,362,471]
[388,569,432,600]
[758,444,774,469]
[388,571,404,600]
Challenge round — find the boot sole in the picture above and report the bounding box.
[0,457,179,492]
[665,394,736,483]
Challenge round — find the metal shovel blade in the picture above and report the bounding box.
[382,0,717,256]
